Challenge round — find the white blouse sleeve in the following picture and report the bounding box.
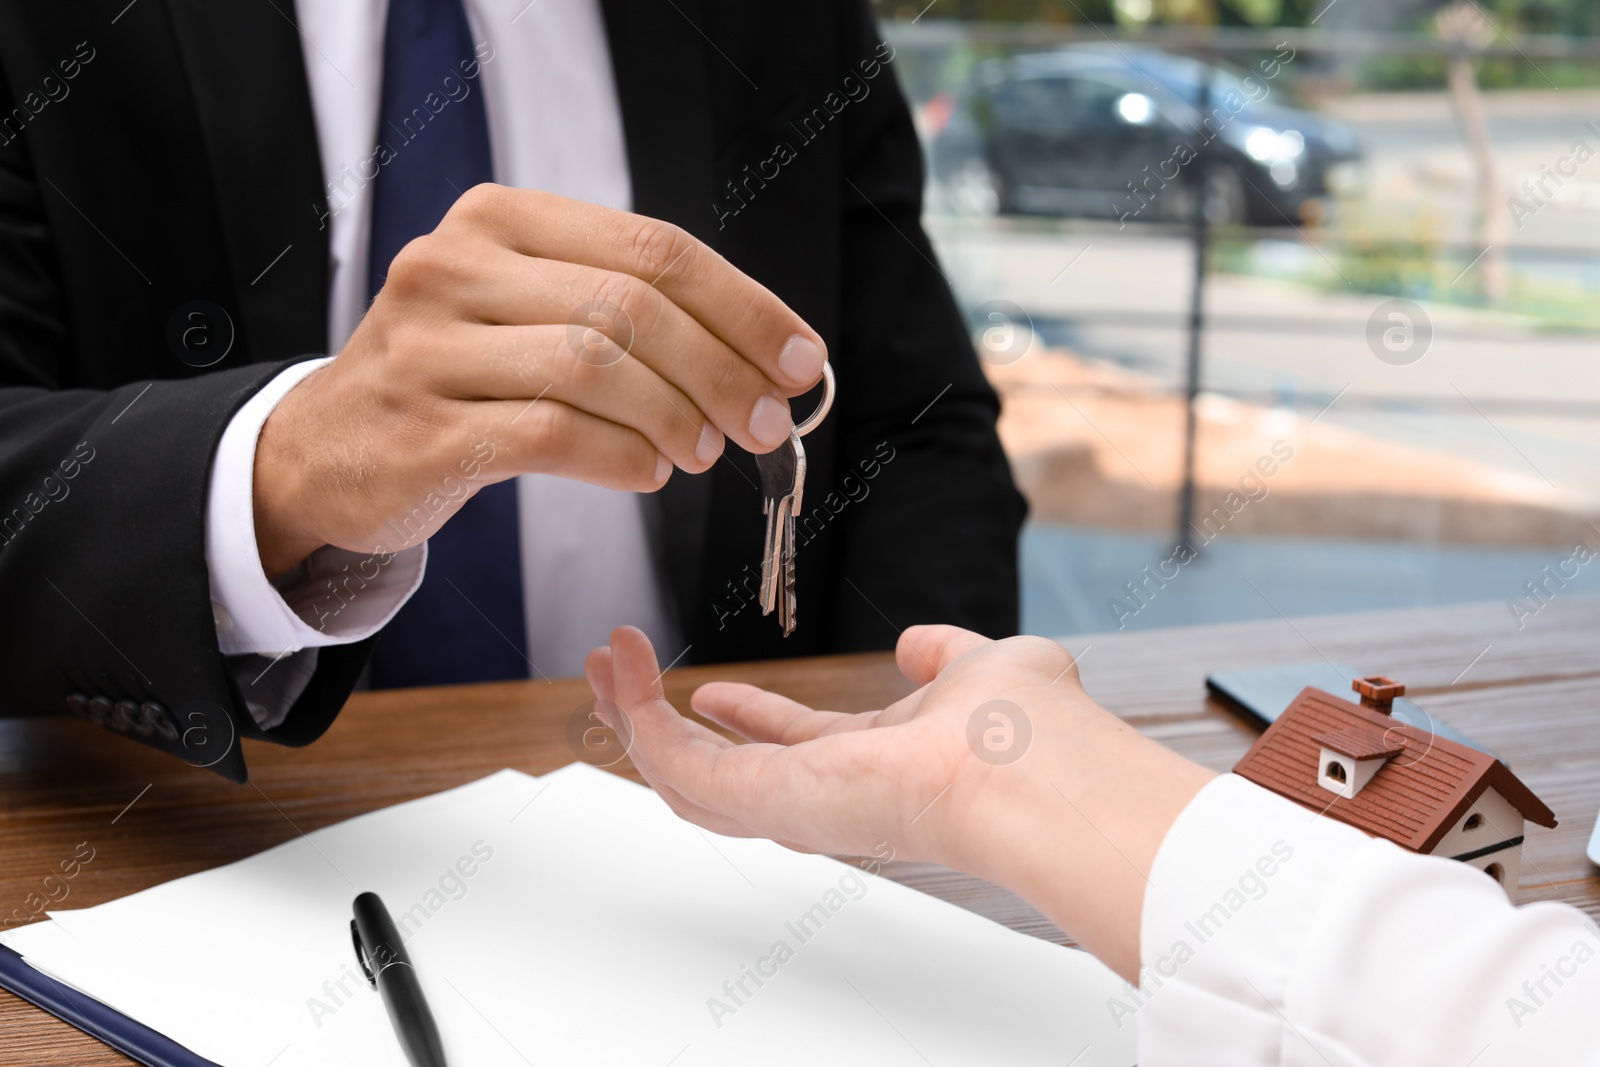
[1136,773,1600,1067]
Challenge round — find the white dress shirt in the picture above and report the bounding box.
[1138,774,1600,1066]
[206,0,679,720]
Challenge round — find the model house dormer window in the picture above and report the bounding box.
[1313,729,1405,799]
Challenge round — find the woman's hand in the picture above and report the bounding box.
[587,624,1080,865]
[584,624,1214,979]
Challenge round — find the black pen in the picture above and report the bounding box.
[351,891,450,1067]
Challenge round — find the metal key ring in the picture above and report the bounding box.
[794,362,835,438]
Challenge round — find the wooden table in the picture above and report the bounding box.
[5,595,1599,1063]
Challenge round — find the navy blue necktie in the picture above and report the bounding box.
[365,0,529,687]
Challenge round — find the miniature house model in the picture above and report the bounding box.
[1233,676,1557,900]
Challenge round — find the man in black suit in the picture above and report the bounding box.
[0,0,1024,780]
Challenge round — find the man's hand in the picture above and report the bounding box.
[584,624,1215,980]
[252,185,828,576]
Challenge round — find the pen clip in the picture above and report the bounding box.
[350,919,377,988]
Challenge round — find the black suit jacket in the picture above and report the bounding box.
[0,0,1025,780]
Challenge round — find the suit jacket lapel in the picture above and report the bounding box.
[599,0,718,633]
[599,0,716,233]
[161,0,329,360]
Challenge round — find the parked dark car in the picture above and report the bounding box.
[925,47,1362,226]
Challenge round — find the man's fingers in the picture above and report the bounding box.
[447,186,827,395]
[484,397,669,493]
[896,625,993,688]
[422,250,794,456]
[689,682,876,745]
[327,402,666,555]
[437,323,724,476]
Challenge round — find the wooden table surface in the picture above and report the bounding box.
[5,595,1599,1064]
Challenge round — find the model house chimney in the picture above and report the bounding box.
[1352,676,1405,715]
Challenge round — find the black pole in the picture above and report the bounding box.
[1175,61,1212,556]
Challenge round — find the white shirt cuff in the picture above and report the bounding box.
[205,358,426,660]
[1132,774,1372,1065]
[1134,774,1600,1067]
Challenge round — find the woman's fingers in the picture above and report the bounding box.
[689,682,877,745]
[588,634,751,837]
[602,627,806,833]
[896,625,992,688]
[587,637,737,764]
[594,627,915,861]
[633,768,759,841]
[601,627,751,800]
[606,624,668,708]
[583,645,618,705]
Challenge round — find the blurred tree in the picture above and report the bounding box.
[875,0,1599,90]
[876,0,1110,22]
[874,0,1596,32]
[1354,0,1600,92]
[1436,1,1508,302]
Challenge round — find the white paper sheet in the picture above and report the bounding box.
[4,764,1136,1066]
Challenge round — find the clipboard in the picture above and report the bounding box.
[0,942,219,1067]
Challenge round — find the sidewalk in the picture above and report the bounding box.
[988,348,1598,549]
[1022,524,1597,637]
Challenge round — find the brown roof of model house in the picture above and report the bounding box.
[1233,682,1557,853]
[1312,727,1405,761]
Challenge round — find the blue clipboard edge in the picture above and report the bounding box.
[0,941,220,1067]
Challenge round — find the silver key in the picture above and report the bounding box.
[756,428,805,635]
[755,362,835,636]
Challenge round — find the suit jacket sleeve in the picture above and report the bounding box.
[825,4,1027,647]
[0,67,365,782]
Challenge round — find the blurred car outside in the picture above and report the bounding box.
[923,46,1364,227]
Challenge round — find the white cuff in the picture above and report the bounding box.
[205,358,426,659]
[1134,774,1600,1067]
[1132,773,1373,1066]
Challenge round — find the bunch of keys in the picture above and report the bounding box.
[755,362,835,636]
